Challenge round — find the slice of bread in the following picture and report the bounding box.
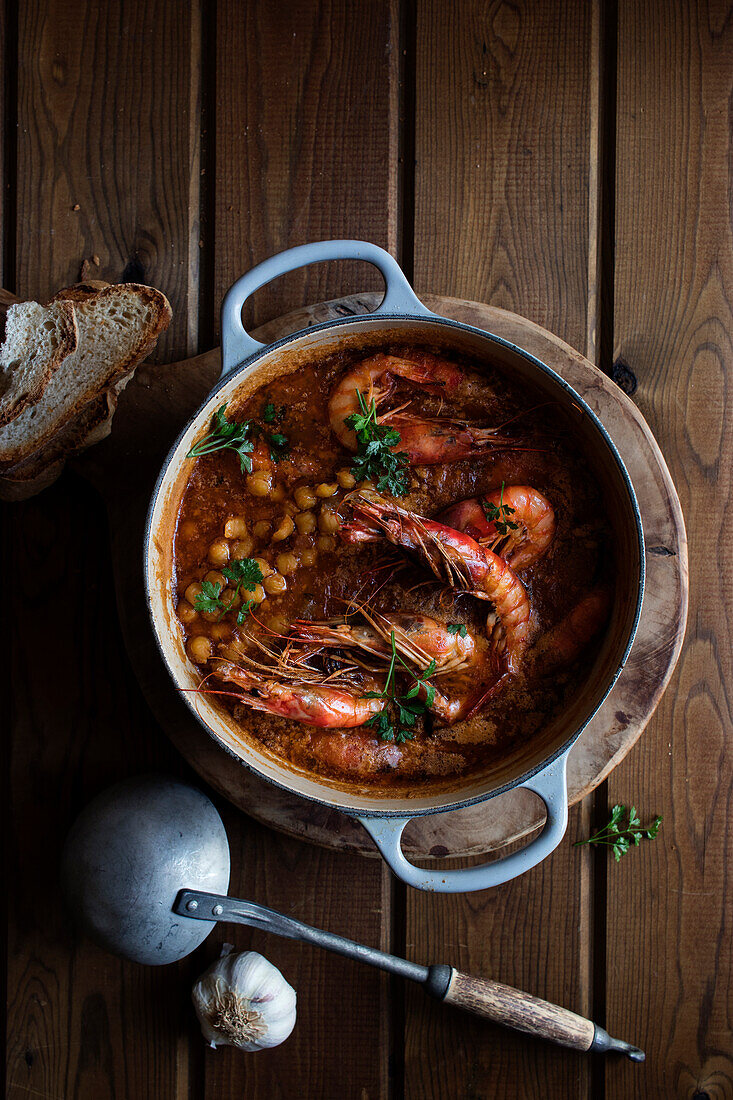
[0,458,66,502]
[0,300,78,427]
[0,282,171,469]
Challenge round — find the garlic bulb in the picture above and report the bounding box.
[192,947,297,1051]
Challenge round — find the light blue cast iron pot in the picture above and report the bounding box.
[145,241,644,893]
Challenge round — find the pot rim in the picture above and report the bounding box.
[144,310,645,819]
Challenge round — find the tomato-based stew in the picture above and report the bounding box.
[173,346,613,788]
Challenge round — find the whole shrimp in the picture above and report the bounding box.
[439,486,556,572]
[292,609,475,672]
[210,659,385,728]
[291,609,496,724]
[328,350,513,464]
[343,491,532,675]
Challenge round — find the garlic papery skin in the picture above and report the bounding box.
[192,948,297,1052]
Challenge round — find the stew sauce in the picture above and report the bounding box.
[173,346,613,787]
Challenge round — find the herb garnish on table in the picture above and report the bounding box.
[575,804,663,861]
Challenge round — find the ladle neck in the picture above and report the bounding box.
[174,890,429,984]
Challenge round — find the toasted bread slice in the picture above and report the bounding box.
[0,282,171,469]
[0,300,78,428]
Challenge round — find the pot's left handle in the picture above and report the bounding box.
[220,240,430,376]
[357,751,570,893]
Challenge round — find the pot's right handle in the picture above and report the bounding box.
[220,240,431,376]
[358,750,570,893]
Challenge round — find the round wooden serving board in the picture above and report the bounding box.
[77,293,688,858]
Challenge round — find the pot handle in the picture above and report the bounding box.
[357,750,570,893]
[220,240,430,376]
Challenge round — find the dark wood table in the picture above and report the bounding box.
[4,2,731,1097]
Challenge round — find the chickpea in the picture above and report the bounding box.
[253,520,271,541]
[204,570,227,588]
[294,485,316,510]
[247,471,273,497]
[264,572,287,596]
[184,581,202,606]
[295,510,316,535]
[270,484,286,503]
[248,583,266,604]
[219,588,240,611]
[358,479,376,491]
[301,547,317,566]
[208,537,231,567]
[232,535,255,559]
[253,556,273,578]
[317,535,336,552]
[336,467,356,489]
[283,500,299,516]
[318,507,339,535]
[276,552,299,575]
[210,622,230,641]
[224,515,248,540]
[315,481,338,498]
[177,599,197,624]
[179,520,197,540]
[187,636,212,664]
[271,515,295,542]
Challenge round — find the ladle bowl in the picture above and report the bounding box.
[59,775,644,1060]
[60,774,230,965]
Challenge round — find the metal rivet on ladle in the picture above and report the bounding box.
[60,775,644,1062]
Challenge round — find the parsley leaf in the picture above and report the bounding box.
[193,580,226,615]
[221,558,264,624]
[575,804,663,861]
[262,401,277,423]
[345,391,410,497]
[482,481,520,537]
[186,404,255,474]
[364,631,436,742]
[447,623,468,637]
[268,432,290,462]
[222,558,263,590]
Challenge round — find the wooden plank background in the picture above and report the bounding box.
[3,1,732,1098]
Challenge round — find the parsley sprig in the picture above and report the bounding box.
[192,558,264,625]
[575,804,663,861]
[254,402,290,462]
[223,558,265,623]
[362,631,436,742]
[186,405,255,473]
[447,623,468,637]
[262,401,284,424]
[192,580,227,616]
[267,431,290,462]
[482,481,520,537]
[345,392,410,497]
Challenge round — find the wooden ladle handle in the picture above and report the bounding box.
[441,969,644,1060]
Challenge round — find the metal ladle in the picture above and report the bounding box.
[60,775,644,1061]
